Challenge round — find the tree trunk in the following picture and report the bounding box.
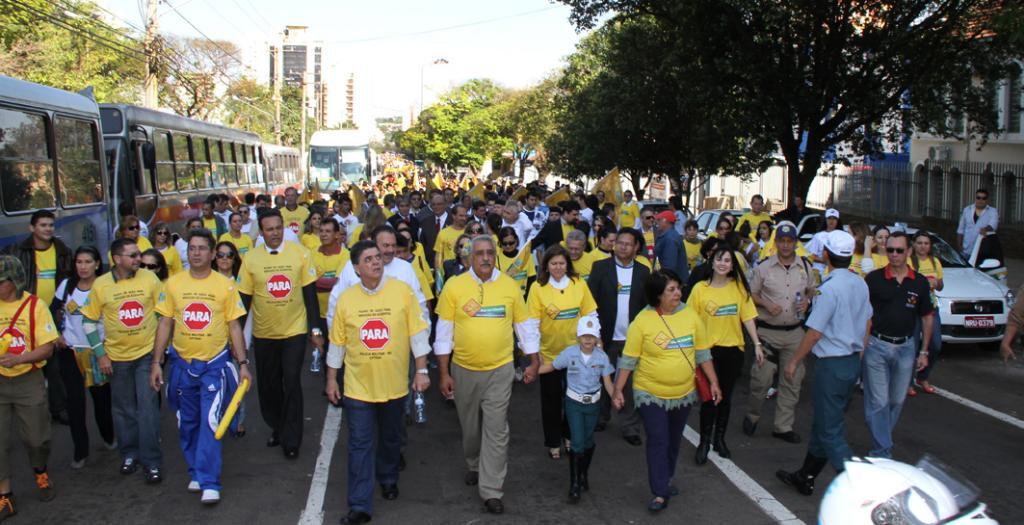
[785,155,822,207]
[518,155,527,181]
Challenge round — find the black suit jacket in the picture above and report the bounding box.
[417,209,452,269]
[587,257,651,349]
[388,212,420,240]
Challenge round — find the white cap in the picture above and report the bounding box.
[577,317,601,339]
[825,208,840,219]
[823,230,855,257]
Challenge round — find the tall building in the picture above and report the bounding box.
[344,73,355,124]
[268,25,328,127]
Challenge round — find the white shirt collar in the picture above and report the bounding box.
[549,274,570,290]
[359,275,388,294]
[264,241,284,254]
[469,267,500,284]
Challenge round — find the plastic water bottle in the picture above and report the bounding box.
[795,292,805,321]
[413,391,427,425]
[310,348,322,373]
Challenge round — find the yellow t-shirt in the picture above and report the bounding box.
[851,253,865,277]
[0,292,58,378]
[202,217,219,232]
[911,255,944,280]
[434,225,466,267]
[411,244,433,285]
[81,269,163,362]
[642,229,655,260]
[107,236,152,267]
[159,245,184,275]
[527,279,597,363]
[312,247,350,317]
[636,255,652,269]
[237,242,318,339]
[301,233,321,251]
[736,212,773,240]
[154,271,246,362]
[684,239,702,270]
[572,251,596,282]
[436,272,529,371]
[686,280,757,349]
[219,232,254,258]
[623,306,709,399]
[403,256,435,301]
[34,245,57,306]
[280,206,310,236]
[592,249,611,261]
[348,224,365,247]
[496,246,536,295]
[619,201,640,228]
[331,279,428,403]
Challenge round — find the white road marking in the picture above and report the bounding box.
[682,426,806,525]
[931,386,1024,431]
[297,404,344,525]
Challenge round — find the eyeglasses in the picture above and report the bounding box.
[500,240,517,247]
[216,252,235,259]
[642,216,654,221]
[156,230,169,235]
[141,262,160,270]
[886,247,906,254]
[118,252,141,259]
[975,195,988,201]
[125,225,139,231]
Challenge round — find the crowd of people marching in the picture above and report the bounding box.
[0,171,1021,524]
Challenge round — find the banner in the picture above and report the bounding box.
[590,167,624,208]
[545,186,571,207]
[467,180,486,200]
[348,186,366,220]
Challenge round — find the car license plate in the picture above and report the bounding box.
[964,316,995,328]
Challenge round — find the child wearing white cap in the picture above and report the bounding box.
[538,316,614,503]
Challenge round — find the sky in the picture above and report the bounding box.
[97,0,588,125]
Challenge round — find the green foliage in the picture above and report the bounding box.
[223,80,314,146]
[494,76,559,179]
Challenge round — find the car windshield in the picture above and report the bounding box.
[928,234,970,269]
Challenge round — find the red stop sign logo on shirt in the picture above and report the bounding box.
[182,302,212,332]
[359,319,390,350]
[3,328,27,356]
[118,300,146,328]
[267,274,292,299]
[288,221,301,234]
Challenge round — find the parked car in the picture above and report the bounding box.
[694,209,744,238]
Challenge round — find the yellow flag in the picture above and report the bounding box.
[348,185,366,220]
[467,180,486,200]
[545,186,571,207]
[590,167,624,208]
[427,173,444,192]
[509,186,527,202]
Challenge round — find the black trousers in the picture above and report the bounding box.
[254,334,307,450]
[56,346,114,461]
[699,345,744,430]
[539,369,569,448]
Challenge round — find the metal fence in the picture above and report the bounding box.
[805,160,1024,229]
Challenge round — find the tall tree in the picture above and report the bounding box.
[559,1,1016,202]
[160,37,240,120]
[495,76,559,181]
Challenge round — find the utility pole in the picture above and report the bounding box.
[143,0,159,108]
[300,72,309,165]
[273,37,282,145]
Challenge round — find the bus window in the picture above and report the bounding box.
[155,131,175,193]
[225,142,238,186]
[0,107,56,212]
[54,116,103,206]
[194,137,211,189]
[250,145,260,184]
[173,133,195,191]
[210,139,224,187]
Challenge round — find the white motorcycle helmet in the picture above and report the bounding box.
[819,455,998,525]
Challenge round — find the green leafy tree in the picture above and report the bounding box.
[494,76,559,180]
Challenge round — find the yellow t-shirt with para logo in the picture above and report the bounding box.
[686,280,757,349]
[910,255,944,280]
[219,232,254,258]
[331,279,428,403]
[436,272,529,371]
[154,271,246,362]
[280,205,310,236]
[80,269,163,362]
[527,278,597,363]
[312,248,350,318]
[34,244,57,306]
[0,292,58,378]
[623,306,709,399]
[237,242,318,339]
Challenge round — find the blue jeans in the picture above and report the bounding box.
[636,403,691,499]
[564,397,600,453]
[862,337,915,458]
[808,354,860,471]
[110,355,162,468]
[343,396,404,516]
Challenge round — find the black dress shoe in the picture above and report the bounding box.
[266,436,281,448]
[623,435,642,446]
[742,417,757,437]
[772,431,802,444]
[380,484,399,500]
[464,471,479,486]
[483,498,504,514]
[283,447,299,459]
[339,510,372,524]
[776,469,815,496]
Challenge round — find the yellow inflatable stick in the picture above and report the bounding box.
[214,377,250,440]
[0,333,13,356]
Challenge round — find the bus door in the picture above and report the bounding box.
[129,138,157,227]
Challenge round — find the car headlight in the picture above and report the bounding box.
[1007,289,1016,309]
[871,488,942,525]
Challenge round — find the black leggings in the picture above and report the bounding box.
[56,346,114,461]
[699,346,744,431]
[539,369,569,448]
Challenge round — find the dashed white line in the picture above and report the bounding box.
[297,404,344,525]
[931,386,1024,431]
[682,426,806,525]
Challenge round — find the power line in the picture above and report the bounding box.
[228,0,274,35]
[162,0,250,73]
[324,6,560,45]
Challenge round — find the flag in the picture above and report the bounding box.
[509,186,527,202]
[467,180,486,200]
[545,186,571,207]
[590,167,624,208]
[427,173,443,192]
[348,186,366,220]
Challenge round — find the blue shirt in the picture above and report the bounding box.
[552,345,614,394]
[654,227,689,282]
[804,268,872,358]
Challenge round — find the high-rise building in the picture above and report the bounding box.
[344,73,355,124]
[268,25,328,127]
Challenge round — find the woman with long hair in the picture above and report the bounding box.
[301,209,324,251]
[109,215,152,266]
[149,222,183,275]
[140,248,169,281]
[442,233,474,283]
[687,246,762,465]
[861,225,891,274]
[495,226,534,296]
[214,241,242,281]
[219,212,254,258]
[351,205,387,244]
[51,246,116,468]
[848,222,872,277]
[908,231,944,396]
[526,245,598,460]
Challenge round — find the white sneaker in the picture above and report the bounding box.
[187,480,201,493]
[765,387,778,400]
[70,457,87,470]
[201,489,220,504]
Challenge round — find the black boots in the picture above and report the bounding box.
[568,452,582,503]
[697,401,732,463]
[579,445,594,491]
[712,401,732,459]
[776,453,829,496]
[695,405,714,465]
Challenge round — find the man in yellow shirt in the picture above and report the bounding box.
[434,235,539,515]
[736,194,773,241]
[619,190,640,229]
[565,230,595,281]
[237,209,321,459]
[81,238,165,483]
[150,229,250,505]
[325,241,431,525]
[279,187,310,237]
[433,204,469,268]
[0,256,59,515]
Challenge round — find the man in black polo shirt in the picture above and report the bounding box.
[863,231,933,458]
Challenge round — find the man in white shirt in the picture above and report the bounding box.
[520,190,547,238]
[500,201,534,249]
[332,195,361,238]
[957,188,999,258]
[805,208,841,273]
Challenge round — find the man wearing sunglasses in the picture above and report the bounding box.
[862,232,934,459]
[956,188,999,258]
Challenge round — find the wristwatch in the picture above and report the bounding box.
[416,368,429,375]
[238,359,250,366]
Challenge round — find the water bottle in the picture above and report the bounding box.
[795,292,805,321]
[413,391,427,425]
[310,348,322,373]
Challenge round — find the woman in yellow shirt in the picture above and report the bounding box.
[861,225,890,275]
[612,269,721,512]
[909,232,944,395]
[149,222,183,275]
[686,245,762,466]
[301,209,324,251]
[848,222,871,277]
[527,245,598,459]
[496,227,534,297]
[108,216,152,266]
[218,213,254,258]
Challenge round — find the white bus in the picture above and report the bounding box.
[308,129,377,190]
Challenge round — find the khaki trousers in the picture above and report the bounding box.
[0,369,51,481]
[746,327,806,433]
[452,362,513,501]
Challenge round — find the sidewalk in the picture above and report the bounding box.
[1008,258,1023,292]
